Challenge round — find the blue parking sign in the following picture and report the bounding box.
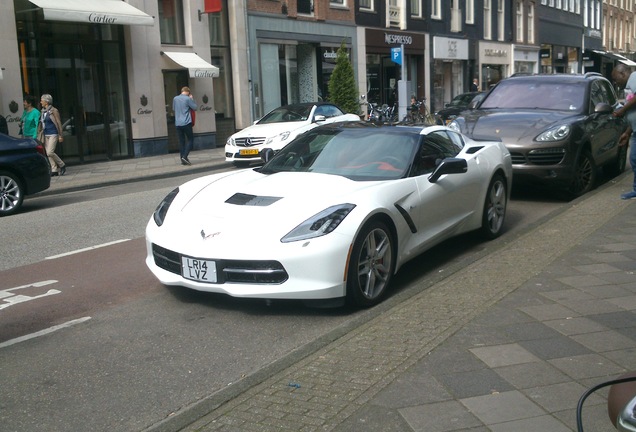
[391,47,402,65]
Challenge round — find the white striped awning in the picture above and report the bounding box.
[162,52,220,79]
[29,0,154,26]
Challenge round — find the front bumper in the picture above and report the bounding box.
[145,222,351,300]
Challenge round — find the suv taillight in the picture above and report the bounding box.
[36,144,46,156]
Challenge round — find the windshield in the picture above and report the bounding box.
[259,127,419,181]
[257,105,313,124]
[449,93,480,107]
[479,80,585,112]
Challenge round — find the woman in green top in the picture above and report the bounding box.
[20,95,40,139]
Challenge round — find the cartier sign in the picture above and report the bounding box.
[89,13,118,24]
[193,69,219,78]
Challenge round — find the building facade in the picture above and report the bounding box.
[3,1,635,167]
[5,0,225,163]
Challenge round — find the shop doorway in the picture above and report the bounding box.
[43,42,130,162]
[163,70,190,153]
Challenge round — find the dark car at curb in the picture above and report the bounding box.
[449,73,628,197]
[0,133,50,216]
[434,91,484,125]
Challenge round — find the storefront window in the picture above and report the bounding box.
[209,8,233,120]
[159,0,185,45]
[366,54,381,104]
[15,4,132,162]
[260,44,301,114]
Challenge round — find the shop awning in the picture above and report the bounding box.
[592,50,636,67]
[162,52,220,78]
[613,53,636,67]
[29,0,154,26]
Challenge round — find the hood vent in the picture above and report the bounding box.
[225,193,282,206]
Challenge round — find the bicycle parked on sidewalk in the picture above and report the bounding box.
[401,98,435,125]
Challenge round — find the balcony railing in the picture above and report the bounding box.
[386,0,406,29]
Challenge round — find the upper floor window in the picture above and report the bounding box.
[298,0,314,15]
[451,0,461,31]
[359,0,373,10]
[411,0,422,18]
[159,0,185,45]
[330,0,346,6]
[497,0,505,41]
[431,0,441,19]
[528,2,535,43]
[484,0,492,40]
[516,1,524,43]
[209,9,226,46]
[466,0,475,24]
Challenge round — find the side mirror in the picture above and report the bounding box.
[313,115,327,123]
[260,148,275,163]
[468,99,480,109]
[594,102,613,114]
[428,158,468,183]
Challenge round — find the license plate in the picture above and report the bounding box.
[239,149,259,156]
[182,257,217,283]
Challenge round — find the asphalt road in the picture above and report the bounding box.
[0,172,569,432]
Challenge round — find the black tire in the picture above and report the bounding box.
[480,174,507,239]
[346,220,395,308]
[605,144,627,178]
[569,150,597,197]
[0,170,25,217]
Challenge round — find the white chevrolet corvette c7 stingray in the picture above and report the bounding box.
[146,122,512,308]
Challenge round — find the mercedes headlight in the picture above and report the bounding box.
[226,137,235,147]
[281,204,356,243]
[153,187,179,226]
[536,125,571,142]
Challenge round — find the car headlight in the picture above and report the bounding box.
[536,125,571,142]
[448,121,460,132]
[281,204,356,243]
[226,137,235,146]
[153,187,179,226]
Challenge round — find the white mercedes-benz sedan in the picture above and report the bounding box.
[224,102,360,167]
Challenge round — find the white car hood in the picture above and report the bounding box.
[172,170,373,243]
[231,121,308,139]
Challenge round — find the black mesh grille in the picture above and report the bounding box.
[509,149,565,165]
[152,244,288,285]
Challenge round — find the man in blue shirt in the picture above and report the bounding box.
[612,64,636,199]
[172,86,197,165]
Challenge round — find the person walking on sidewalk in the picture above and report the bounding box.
[38,94,66,176]
[612,64,636,199]
[20,95,40,139]
[172,86,197,166]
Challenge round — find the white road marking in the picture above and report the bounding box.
[0,280,60,310]
[0,317,91,349]
[45,239,131,260]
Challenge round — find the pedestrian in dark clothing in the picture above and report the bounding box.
[172,86,197,165]
[612,64,636,199]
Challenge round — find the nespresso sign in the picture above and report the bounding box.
[366,29,424,51]
[385,33,413,45]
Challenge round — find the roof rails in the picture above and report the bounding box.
[584,72,602,78]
